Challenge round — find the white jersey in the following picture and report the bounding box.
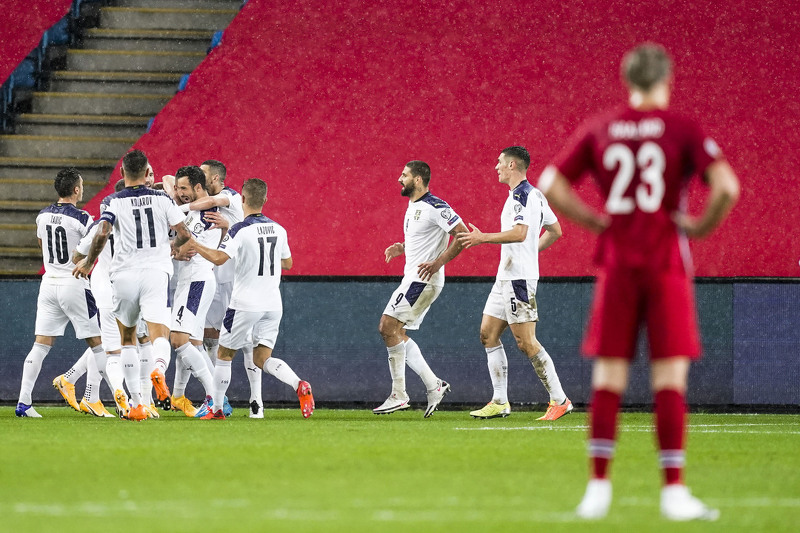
[76,220,113,307]
[36,202,93,283]
[99,185,185,275]
[496,180,557,281]
[176,207,221,284]
[218,214,290,312]
[403,192,461,287]
[214,186,244,284]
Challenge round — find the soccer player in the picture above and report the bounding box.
[373,161,468,417]
[457,147,571,420]
[168,166,221,418]
[16,168,105,418]
[73,150,192,421]
[537,44,740,520]
[189,178,314,419]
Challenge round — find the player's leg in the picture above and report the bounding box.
[242,344,263,417]
[375,314,410,413]
[137,327,155,412]
[138,270,173,413]
[53,346,90,412]
[79,345,113,417]
[110,269,147,419]
[469,313,511,419]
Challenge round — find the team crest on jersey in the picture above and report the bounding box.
[414,209,421,221]
[441,208,452,220]
[193,222,204,234]
[514,204,522,214]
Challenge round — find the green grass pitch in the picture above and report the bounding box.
[1,407,798,532]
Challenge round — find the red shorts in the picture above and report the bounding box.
[582,267,701,361]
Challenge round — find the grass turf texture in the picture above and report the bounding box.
[1,408,798,532]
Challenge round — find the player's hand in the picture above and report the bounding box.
[417,259,442,281]
[456,223,484,248]
[72,258,92,279]
[172,240,196,261]
[384,242,404,263]
[203,211,229,231]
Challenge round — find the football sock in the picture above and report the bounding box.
[64,347,91,384]
[385,342,406,395]
[177,342,215,397]
[263,357,301,391]
[152,337,171,374]
[95,350,111,391]
[655,389,686,485]
[212,358,232,413]
[204,337,219,368]
[589,389,621,479]
[485,344,509,404]
[404,338,438,391]
[121,345,143,406]
[18,342,51,404]
[243,345,262,404]
[104,352,125,391]
[529,347,567,404]
[138,340,154,404]
[172,355,191,399]
[84,345,105,403]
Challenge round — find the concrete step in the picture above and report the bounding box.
[0,176,107,202]
[47,70,182,95]
[0,223,38,247]
[67,49,206,72]
[0,246,42,276]
[15,113,150,137]
[117,0,243,9]
[0,135,137,159]
[31,92,170,115]
[100,7,239,31]
[82,28,214,53]
[0,157,116,181]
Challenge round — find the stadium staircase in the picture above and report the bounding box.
[0,0,241,275]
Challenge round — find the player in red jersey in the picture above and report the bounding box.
[538,44,739,521]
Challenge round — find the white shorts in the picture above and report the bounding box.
[382,277,442,331]
[483,279,539,324]
[111,269,171,328]
[136,318,149,340]
[220,309,282,350]
[99,307,121,352]
[34,279,101,339]
[171,278,217,341]
[205,281,233,330]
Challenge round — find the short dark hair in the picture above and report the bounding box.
[114,178,125,192]
[501,146,530,170]
[202,159,227,182]
[175,165,207,190]
[622,43,671,91]
[54,168,82,198]
[405,160,431,186]
[122,150,149,178]
[242,178,267,209]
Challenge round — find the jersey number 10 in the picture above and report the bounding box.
[45,225,69,264]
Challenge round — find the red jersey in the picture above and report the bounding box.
[553,106,723,273]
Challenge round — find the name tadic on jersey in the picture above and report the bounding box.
[37,203,92,279]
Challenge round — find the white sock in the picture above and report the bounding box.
[386,342,406,395]
[152,337,171,374]
[486,344,509,404]
[105,353,125,392]
[84,345,105,403]
[121,345,143,406]
[204,337,219,368]
[18,342,51,404]
[172,355,191,399]
[138,340,154,404]
[263,357,300,391]
[64,347,91,384]
[212,358,232,413]
[243,345,262,403]
[530,347,566,404]
[96,350,112,392]
[404,338,438,391]
[177,342,215,397]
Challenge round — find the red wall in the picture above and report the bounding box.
[83,0,800,277]
[0,0,71,84]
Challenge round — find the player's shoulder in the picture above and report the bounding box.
[416,192,452,210]
[228,213,270,238]
[38,202,91,225]
[511,180,543,207]
[221,185,240,197]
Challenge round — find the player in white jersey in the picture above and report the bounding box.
[15,168,105,418]
[73,150,191,422]
[373,161,469,417]
[457,147,571,420]
[167,166,221,418]
[189,178,315,419]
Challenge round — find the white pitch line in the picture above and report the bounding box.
[454,423,800,435]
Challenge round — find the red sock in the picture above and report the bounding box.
[654,389,686,485]
[588,389,620,479]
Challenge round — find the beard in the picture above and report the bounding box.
[400,183,414,197]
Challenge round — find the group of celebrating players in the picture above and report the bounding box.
[14,44,740,521]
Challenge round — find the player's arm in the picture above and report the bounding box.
[171,221,192,249]
[189,237,230,266]
[537,166,610,234]
[281,257,293,270]
[417,221,469,281]
[179,193,230,213]
[672,160,740,238]
[539,221,562,252]
[456,222,528,248]
[72,220,111,278]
